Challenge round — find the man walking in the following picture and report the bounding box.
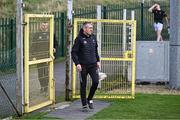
[71,22,100,111]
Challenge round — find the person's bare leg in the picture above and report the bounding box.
[160,35,163,41]
[157,30,163,41]
[159,30,163,41]
[156,30,161,41]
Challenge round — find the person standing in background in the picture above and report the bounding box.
[148,3,169,41]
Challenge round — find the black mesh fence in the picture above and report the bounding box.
[0,49,17,118]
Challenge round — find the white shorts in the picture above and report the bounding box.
[153,23,163,31]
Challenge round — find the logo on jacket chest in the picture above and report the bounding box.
[82,38,95,45]
[83,40,87,44]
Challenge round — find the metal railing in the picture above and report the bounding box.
[72,18,136,99]
[73,1,169,40]
[0,1,169,68]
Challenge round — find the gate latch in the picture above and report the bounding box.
[123,51,133,58]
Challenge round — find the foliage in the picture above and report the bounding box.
[0,0,168,17]
[0,0,16,17]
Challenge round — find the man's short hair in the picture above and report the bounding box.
[83,22,93,28]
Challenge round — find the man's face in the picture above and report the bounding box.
[83,23,93,35]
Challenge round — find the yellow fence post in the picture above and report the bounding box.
[131,21,136,98]
[24,14,30,113]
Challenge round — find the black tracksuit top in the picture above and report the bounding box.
[71,29,100,66]
[152,9,167,24]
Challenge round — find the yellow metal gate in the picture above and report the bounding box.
[72,18,136,99]
[24,14,55,112]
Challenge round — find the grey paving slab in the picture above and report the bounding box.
[54,61,65,97]
[46,99,110,120]
[0,73,16,118]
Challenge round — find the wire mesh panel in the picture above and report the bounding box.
[99,61,132,95]
[29,18,50,60]
[24,14,55,113]
[0,18,16,118]
[29,63,49,107]
[73,18,136,99]
[0,67,16,118]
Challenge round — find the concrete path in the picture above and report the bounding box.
[54,61,65,97]
[0,61,65,118]
[0,61,110,119]
[46,99,110,120]
[49,62,111,120]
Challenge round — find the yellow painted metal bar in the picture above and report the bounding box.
[26,101,53,113]
[72,19,78,98]
[74,18,135,24]
[123,51,133,58]
[73,95,134,99]
[131,21,136,98]
[26,14,54,18]
[49,16,55,102]
[29,58,53,65]
[101,57,133,61]
[24,14,30,113]
[94,95,134,99]
[72,64,76,98]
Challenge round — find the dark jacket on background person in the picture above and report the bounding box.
[53,34,58,58]
[54,34,58,50]
[71,29,100,66]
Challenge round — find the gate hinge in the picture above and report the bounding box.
[24,103,28,106]
[22,22,27,26]
[52,78,55,87]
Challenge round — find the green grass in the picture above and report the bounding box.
[54,57,65,63]
[17,94,180,119]
[56,94,65,103]
[89,94,180,119]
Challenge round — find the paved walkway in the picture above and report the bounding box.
[46,99,110,120]
[54,61,65,97]
[0,61,110,119]
[48,62,110,120]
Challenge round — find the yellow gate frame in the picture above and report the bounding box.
[72,18,136,99]
[24,14,55,113]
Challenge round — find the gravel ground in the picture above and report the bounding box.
[136,84,180,95]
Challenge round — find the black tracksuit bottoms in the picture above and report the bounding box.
[80,64,99,106]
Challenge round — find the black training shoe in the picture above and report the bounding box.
[88,100,94,109]
[82,105,89,112]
